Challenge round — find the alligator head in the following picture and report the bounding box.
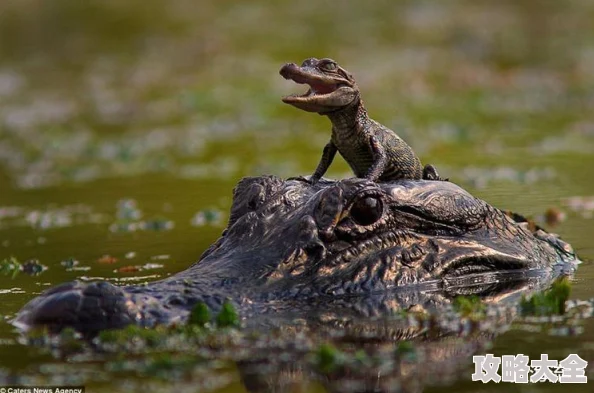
[206,176,573,296]
[13,176,576,334]
[280,57,359,113]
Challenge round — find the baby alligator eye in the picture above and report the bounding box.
[350,196,383,226]
[320,61,337,71]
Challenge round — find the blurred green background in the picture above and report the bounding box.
[0,0,593,392]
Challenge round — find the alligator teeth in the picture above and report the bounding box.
[322,230,422,268]
[372,237,384,250]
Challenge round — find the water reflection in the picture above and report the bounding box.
[236,274,573,393]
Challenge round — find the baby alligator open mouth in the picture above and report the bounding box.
[279,63,346,101]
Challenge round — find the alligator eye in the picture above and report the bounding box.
[320,61,337,71]
[350,196,383,226]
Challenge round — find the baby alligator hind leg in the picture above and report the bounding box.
[422,164,448,181]
[364,135,388,182]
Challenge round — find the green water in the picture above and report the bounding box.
[1,0,594,392]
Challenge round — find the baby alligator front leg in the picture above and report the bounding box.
[310,141,338,184]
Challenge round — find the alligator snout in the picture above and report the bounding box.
[279,63,299,80]
[12,281,136,334]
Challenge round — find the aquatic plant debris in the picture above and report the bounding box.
[191,209,224,227]
[0,256,21,278]
[452,295,487,318]
[60,257,79,270]
[188,302,211,327]
[0,204,106,230]
[0,257,47,277]
[563,196,594,219]
[115,263,164,274]
[13,282,594,392]
[20,259,47,276]
[110,199,174,233]
[315,343,342,374]
[116,265,142,273]
[520,278,572,316]
[215,301,240,328]
[543,207,566,227]
[97,254,118,264]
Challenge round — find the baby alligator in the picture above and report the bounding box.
[280,57,441,183]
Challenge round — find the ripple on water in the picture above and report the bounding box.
[78,275,161,283]
[0,288,26,295]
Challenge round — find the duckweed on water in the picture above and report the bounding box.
[96,302,239,350]
[57,328,85,352]
[98,324,172,349]
[520,278,571,316]
[0,256,21,278]
[396,341,416,356]
[452,295,487,318]
[16,291,594,392]
[188,301,211,327]
[142,354,196,379]
[215,301,240,328]
[60,257,79,269]
[21,259,47,276]
[191,209,224,227]
[25,327,51,346]
[315,343,341,374]
[140,217,175,231]
[0,256,46,277]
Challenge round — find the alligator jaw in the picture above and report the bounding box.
[441,254,530,279]
[279,62,353,107]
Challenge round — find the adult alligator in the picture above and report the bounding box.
[13,176,577,334]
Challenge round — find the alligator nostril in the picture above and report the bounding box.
[279,63,298,78]
[246,183,265,210]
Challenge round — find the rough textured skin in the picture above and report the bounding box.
[13,176,576,334]
[280,58,441,182]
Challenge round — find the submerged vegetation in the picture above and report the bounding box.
[12,282,594,391]
[0,256,47,277]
